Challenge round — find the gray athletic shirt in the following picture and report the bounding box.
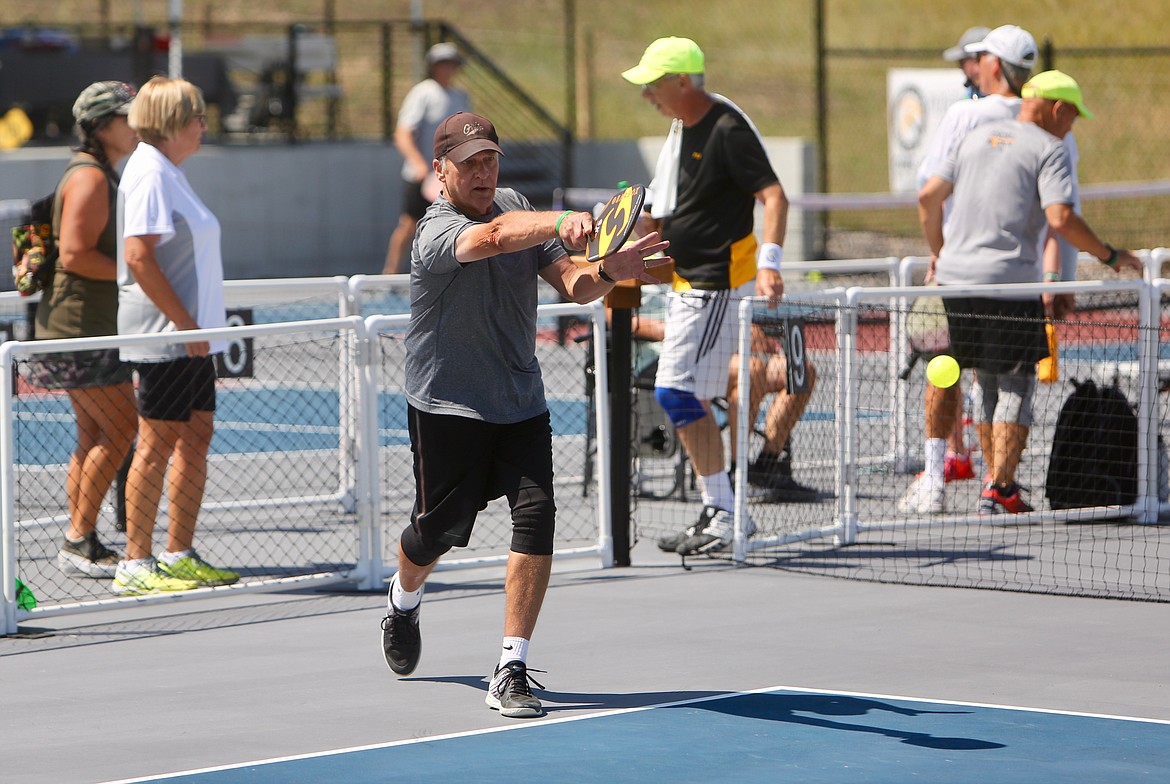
[934,118,1073,291]
[405,188,564,423]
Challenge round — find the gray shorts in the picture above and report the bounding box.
[971,369,1037,426]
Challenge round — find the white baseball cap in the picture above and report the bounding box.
[965,24,1038,69]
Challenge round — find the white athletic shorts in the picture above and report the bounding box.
[654,281,755,401]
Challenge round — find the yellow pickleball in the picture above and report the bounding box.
[926,354,960,388]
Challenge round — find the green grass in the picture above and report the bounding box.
[8,0,1170,238]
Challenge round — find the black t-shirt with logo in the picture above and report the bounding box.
[662,102,778,290]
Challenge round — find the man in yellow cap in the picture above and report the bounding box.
[918,70,1142,515]
[622,37,793,556]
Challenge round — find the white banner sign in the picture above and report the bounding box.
[887,68,968,194]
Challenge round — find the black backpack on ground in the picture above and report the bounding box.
[1044,378,1139,510]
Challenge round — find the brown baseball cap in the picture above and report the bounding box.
[433,112,504,162]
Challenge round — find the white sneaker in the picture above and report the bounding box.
[897,475,945,514]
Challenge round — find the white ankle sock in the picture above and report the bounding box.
[160,549,192,566]
[698,470,734,511]
[925,438,946,485]
[120,556,153,571]
[389,574,422,612]
[499,636,529,668]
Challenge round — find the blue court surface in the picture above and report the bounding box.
[104,687,1168,784]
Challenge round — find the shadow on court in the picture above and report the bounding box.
[691,693,1006,751]
[405,673,729,712]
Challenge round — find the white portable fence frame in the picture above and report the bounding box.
[360,300,613,586]
[224,277,355,509]
[3,278,359,510]
[1,317,369,636]
[728,275,1164,562]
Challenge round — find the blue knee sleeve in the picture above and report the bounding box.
[655,387,707,428]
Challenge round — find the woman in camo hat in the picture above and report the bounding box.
[32,81,140,579]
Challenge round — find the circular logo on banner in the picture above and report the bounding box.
[892,86,926,151]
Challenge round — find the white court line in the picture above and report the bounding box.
[94,683,1170,783]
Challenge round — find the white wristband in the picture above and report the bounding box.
[757,242,783,272]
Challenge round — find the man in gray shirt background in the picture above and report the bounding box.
[918,70,1142,515]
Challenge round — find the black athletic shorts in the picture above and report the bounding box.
[943,296,1048,375]
[135,356,217,422]
[403,405,556,564]
[401,177,430,221]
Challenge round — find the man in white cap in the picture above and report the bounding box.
[901,24,1041,515]
[918,71,1142,515]
[383,42,471,274]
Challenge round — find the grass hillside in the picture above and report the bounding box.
[6,1,1170,192]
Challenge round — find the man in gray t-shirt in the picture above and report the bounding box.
[383,43,472,275]
[933,118,1073,291]
[379,111,670,718]
[405,187,559,423]
[918,70,1141,516]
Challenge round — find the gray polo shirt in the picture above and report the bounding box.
[934,118,1073,291]
[404,188,564,423]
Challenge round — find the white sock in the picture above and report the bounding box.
[925,438,946,486]
[698,470,734,511]
[160,549,192,566]
[120,556,153,571]
[388,573,422,612]
[499,636,529,669]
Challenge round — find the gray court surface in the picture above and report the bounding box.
[3,542,1168,783]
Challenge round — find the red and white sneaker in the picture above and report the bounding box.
[978,482,1034,515]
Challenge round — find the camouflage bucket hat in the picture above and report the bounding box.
[73,81,137,125]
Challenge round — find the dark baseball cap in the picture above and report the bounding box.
[433,112,504,162]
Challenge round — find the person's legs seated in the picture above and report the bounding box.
[738,357,819,501]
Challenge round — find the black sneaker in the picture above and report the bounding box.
[485,660,545,718]
[747,454,819,503]
[380,603,421,676]
[57,531,120,578]
[675,507,755,556]
[656,505,715,552]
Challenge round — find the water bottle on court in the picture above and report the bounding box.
[15,578,36,610]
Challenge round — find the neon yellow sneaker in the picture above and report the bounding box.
[158,551,239,587]
[112,559,200,596]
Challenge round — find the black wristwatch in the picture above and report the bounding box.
[598,264,616,284]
